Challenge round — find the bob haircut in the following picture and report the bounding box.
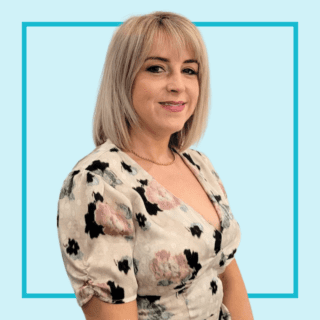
[92,11,211,153]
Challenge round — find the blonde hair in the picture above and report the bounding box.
[92,11,211,153]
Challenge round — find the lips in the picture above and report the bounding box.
[160,103,185,112]
[160,101,186,105]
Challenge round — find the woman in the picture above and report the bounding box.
[57,11,254,320]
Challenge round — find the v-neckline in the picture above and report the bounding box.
[111,140,224,237]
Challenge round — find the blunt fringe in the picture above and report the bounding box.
[92,11,211,153]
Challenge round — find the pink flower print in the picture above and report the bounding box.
[145,179,181,211]
[95,202,134,236]
[149,250,193,284]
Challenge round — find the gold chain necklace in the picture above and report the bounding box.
[130,147,176,166]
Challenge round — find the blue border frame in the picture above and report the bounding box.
[22,21,299,300]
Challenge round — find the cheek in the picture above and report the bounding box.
[136,81,152,97]
[133,83,147,101]
[143,88,152,96]
[192,88,199,102]
[191,80,200,97]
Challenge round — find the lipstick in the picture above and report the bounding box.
[160,103,185,112]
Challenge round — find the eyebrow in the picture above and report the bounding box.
[145,56,199,64]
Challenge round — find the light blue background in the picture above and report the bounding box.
[1,1,319,319]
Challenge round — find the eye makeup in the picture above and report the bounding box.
[146,65,198,75]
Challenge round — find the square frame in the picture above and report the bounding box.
[21,21,299,300]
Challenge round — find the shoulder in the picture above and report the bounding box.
[188,148,209,162]
[180,148,223,191]
[180,147,215,171]
[71,141,122,173]
[60,141,131,204]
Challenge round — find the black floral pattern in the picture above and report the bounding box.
[57,138,241,319]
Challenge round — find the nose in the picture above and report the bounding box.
[166,70,185,93]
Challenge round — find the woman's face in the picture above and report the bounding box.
[131,34,200,138]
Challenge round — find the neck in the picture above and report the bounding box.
[126,128,173,163]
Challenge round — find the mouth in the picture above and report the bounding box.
[159,102,186,112]
[159,101,186,106]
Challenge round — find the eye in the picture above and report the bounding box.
[184,68,198,75]
[146,65,164,73]
[146,65,199,75]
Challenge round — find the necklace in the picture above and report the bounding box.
[130,147,176,166]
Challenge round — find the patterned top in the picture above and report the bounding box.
[57,138,241,320]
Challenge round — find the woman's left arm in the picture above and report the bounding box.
[219,259,254,320]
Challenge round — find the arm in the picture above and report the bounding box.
[57,170,139,315]
[219,259,254,320]
[82,296,138,320]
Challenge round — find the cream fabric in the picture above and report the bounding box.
[57,138,241,320]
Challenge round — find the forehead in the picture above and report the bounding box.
[148,32,195,59]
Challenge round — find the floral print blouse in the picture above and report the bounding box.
[57,138,241,320]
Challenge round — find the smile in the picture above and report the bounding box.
[159,103,185,112]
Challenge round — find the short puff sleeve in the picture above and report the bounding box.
[57,169,138,307]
